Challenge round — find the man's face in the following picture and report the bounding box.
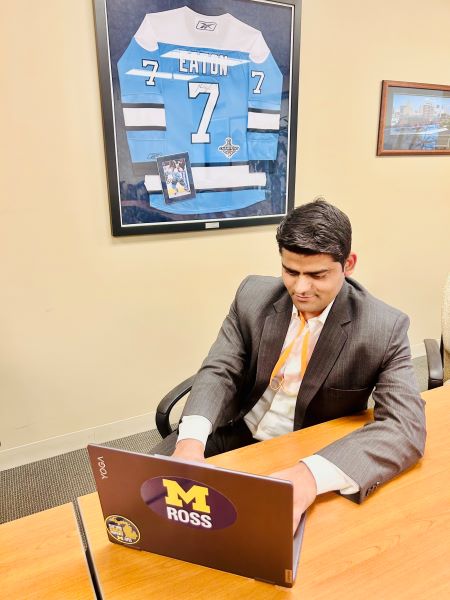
[281,249,356,318]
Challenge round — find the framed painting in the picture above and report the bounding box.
[93,0,301,235]
[377,80,450,156]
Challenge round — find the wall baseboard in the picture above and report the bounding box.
[1,411,156,471]
[1,343,429,471]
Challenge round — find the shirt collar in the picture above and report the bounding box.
[292,299,335,326]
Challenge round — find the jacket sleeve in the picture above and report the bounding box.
[181,277,252,429]
[316,312,426,503]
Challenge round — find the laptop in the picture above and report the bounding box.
[87,444,306,587]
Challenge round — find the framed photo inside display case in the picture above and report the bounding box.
[93,0,301,235]
[377,80,450,156]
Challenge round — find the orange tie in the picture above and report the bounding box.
[269,313,310,394]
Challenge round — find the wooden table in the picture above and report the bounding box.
[78,386,450,599]
[0,502,95,599]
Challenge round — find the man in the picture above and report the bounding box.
[153,199,426,530]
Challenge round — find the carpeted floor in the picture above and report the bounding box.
[0,429,164,525]
[0,356,429,527]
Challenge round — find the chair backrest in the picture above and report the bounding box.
[443,274,450,383]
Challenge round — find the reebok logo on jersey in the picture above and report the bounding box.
[196,21,217,31]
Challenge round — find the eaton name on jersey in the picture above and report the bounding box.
[178,52,229,76]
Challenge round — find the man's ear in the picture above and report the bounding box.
[343,252,357,276]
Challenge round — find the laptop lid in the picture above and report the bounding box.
[87,444,306,587]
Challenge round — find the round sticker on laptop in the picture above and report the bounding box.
[105,515,140,545]
[141,476,237,530]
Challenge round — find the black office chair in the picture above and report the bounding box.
[424,337,445,389]
[424,275,450,389]
[155,375,195,438]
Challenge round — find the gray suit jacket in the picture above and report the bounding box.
[183,275,426,502]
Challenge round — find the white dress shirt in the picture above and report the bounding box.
[178,301,359,496]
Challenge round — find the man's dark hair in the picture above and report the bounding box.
[276,198,352,267]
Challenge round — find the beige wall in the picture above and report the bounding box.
[1,0,449,456]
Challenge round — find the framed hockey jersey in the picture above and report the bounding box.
[93,0,301,236]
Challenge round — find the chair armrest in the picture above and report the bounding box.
[424,338,444,389]
[155,375,196,438]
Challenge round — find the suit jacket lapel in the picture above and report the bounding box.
[250,293,292,404]
[294,281,352,427]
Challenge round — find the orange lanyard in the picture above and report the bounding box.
[269,313,310,393]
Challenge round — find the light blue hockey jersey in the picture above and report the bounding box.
[117,6,283,215]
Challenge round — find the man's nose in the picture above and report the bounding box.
[294,276,311,294]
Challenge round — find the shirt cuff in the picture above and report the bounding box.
[177,415,213,447]
[301,454,360,495]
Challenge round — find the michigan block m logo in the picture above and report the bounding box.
[162,479,210,513]
[162,478,212,528]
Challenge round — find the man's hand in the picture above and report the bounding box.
[270,462,317,533]
[171,439,206,463]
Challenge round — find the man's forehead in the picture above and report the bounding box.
[280,249,339,269]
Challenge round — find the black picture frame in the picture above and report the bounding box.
[377,80,450,156]
[156,152,196,204]
[93,0,301,236]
